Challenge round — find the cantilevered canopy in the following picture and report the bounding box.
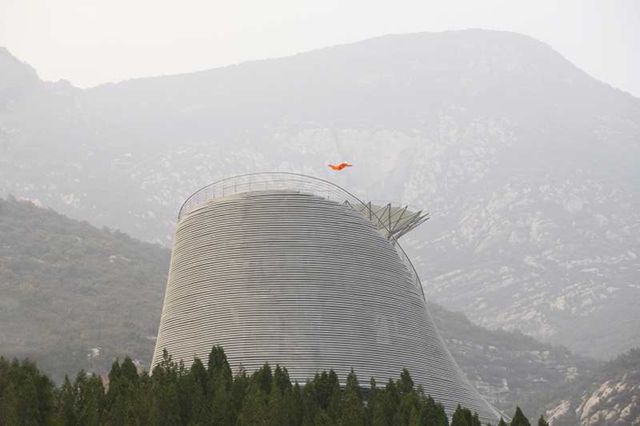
[346,201,430,241]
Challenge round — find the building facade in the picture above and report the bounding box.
[152,173,500,422]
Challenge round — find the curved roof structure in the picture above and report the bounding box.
[178,172,367,220]
[179,172,428,297]
[179,172,429,240]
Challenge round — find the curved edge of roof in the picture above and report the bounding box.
[178,172,366,219]
[177,172,427,300]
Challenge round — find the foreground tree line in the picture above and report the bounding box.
[0,346,547,426]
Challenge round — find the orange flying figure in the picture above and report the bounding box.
[328,162,353,171]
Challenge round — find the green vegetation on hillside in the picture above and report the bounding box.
[0,346,542,426]
[0,196,169,380]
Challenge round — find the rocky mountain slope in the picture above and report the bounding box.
[0,197,597,418]
[0,30,639,358]
[544,349,640,425]
[429,303,597,418]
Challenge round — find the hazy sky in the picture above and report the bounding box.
[1,0,638,96]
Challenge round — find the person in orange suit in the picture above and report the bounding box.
[328,162,352,171]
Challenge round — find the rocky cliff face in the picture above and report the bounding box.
[545,349,640,425]
[1,30,638,359]
[429,303,597,417]
[575,373,640,425]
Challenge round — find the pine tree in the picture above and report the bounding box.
[471,412,481,426]
[273,365,292,394]
[408,404,422,426]
[510,407,531,426]
[237,383,269,425]
[326,370,343,422]
[314,410,335,425]
[394,391,418,425]
[132,372,152,425]
[367,377,381,426]
[108,359,121,383]
[231,368,249,420]
[120,357,138,382]
[149,353,181,426]
[269,365,294,426]
[398,368,414,395]
[339,369,365,426]
[187,357,210,423]
[212,376,234,425]
[74,372,105,426]
[289,383,305,426]
[58,375,78,425]
[1,359,55,425]
[451,404,473,426]
[394,370,420,425]
[310,370,341,416]
[413,393,448,426]
[537,415,549,426]
[268,380,290,425]
[253,363,273,396]
[190,357,209,396]
[432,400,449,426]
[371,379,400,426]
[208,345,233,390]
[302,379,320,425]
[105,358,140,425]
[175,363,198,425]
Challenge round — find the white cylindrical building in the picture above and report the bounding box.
[152,173,500,422]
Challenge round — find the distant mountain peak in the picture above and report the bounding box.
[0,46,39,91]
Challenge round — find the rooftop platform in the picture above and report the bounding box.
[179,172,429,241]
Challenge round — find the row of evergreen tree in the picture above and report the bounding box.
[0,346,546,426]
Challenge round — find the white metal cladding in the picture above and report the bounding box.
[152,178,501,422]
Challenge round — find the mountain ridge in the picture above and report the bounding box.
[4,29,640,100]
[0,29,638,359]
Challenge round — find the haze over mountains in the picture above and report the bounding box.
[1,30,639,360]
